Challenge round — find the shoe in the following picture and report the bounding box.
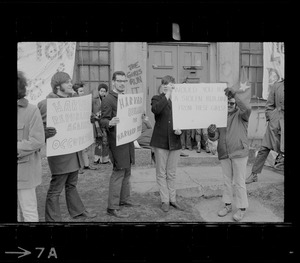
[180,152,189,157]
[84,165,97,170]
[218,204,232,217]
[246,173,258,184]
[73,210,97,219]
[170,202,185,211]
[107,209,129,218]
[161,202,169,212]
[233,209,246,221]
[78,168,84,174]
[93,159,100,164]
[119,201,140,207]
[196,147,201,153]
[188,146,193,151]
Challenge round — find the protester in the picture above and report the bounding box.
[246,79,284,184]
[38,72,97,221]
[17,71,45,222]
[92,83,110,164]
[194,128,210,153]
[137,113,153,149]
[180,129,192,151]
[100,71,139,218]
[208,86,251,221]
[150,75,185,212]
[72,82,97,173]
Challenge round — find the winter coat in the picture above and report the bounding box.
[100,90,135,169]
[208,93,251,160]
[18,98,45,189]
[262,80,284,153]
[150,94,182,150]
[38,92,84,175]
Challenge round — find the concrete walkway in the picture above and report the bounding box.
[131,154,284,222]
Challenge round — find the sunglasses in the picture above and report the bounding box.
[228,102,236,106]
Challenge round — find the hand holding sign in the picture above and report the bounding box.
[174,129,182,135]
[109,117,120,127]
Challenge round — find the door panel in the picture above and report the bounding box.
[147,44,209,126]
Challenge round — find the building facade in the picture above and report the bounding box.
[72,42,268,149]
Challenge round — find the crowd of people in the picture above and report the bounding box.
[17,70,284,222]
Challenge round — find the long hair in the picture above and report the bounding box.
[51,72,71,94]
[17,71,27,99]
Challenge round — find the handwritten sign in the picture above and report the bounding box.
[116,93,144,146]
[46,94,94,157]
[172,83,228,129]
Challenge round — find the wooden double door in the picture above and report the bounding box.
[146,43,209,126]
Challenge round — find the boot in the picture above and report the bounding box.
[246,172,258,184]
[196,142,201,153]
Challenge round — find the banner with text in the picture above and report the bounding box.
[116,93,144,146]
[172,83,228,130]
[263,42,285,100]
[17,42,76,105]
[46,94,94,157]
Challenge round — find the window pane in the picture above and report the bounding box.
[91,51,99,64]
[257,55,263,66]
[194,52,202,66]
[100,42,109,47]
[90,42,101,47]
[250,54,257,66]
[100,66,109,81]
[257,82,263,98]
[79,42,89,47]
[241,54,250,66]
[257,67,263,81]
[78,50,89,64]
[184,52,192,66]
[249,68,257,82]
[90,82,99,95]
[90,66,100,81]
[250,42,260,50]
[241,42,250,50]
[154,51,162,66]
[100,51,109,64]
[251,83,256,98]
[165,52,172,66]
[79,66,89,81]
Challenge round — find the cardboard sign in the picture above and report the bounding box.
[116,93,144,146]
[46,94,94,156]
[172,83,228,129]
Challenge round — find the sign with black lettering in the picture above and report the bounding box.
[172,83,228,129]
[46,94,94,156]
[116,93,143,146]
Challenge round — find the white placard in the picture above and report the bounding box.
[172,83,228,129]
[46,94,94,157]
[116,93,144,146]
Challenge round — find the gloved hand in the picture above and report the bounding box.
[224,87,236,98]
[45,127,57,139]
[90,114,99,123]
[207,124,217,137]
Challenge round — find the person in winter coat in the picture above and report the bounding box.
[246,80,284,184]
[92,83,110,164]
[100,71,138,218]
[150,75,185,213]
[17,71,45,222]
[208,86,251,221]
[38,72,97,222]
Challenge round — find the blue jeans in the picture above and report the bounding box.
[107,167,131,210]
[45,171,85,222]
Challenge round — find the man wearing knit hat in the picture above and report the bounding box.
[38,71,97,221]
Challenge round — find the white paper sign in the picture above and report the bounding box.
[46,94,94,157]
[172,83,228,129]
[116,93,144,146]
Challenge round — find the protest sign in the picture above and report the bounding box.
[116,93,144,146]
[46,94,94,157]
[172,83,228,130]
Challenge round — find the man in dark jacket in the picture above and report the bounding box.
[38,72,97,221]
[208,86,251,221]
[246,80,284,183]
[100,71,137,218]
[150,75,184,213]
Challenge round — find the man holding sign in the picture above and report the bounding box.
[38,72,97,221]
[100,71,138,218]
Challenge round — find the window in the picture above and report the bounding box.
[240,42,264,99]
[75,42,111,95]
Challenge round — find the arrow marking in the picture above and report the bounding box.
[5,246,31,258]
